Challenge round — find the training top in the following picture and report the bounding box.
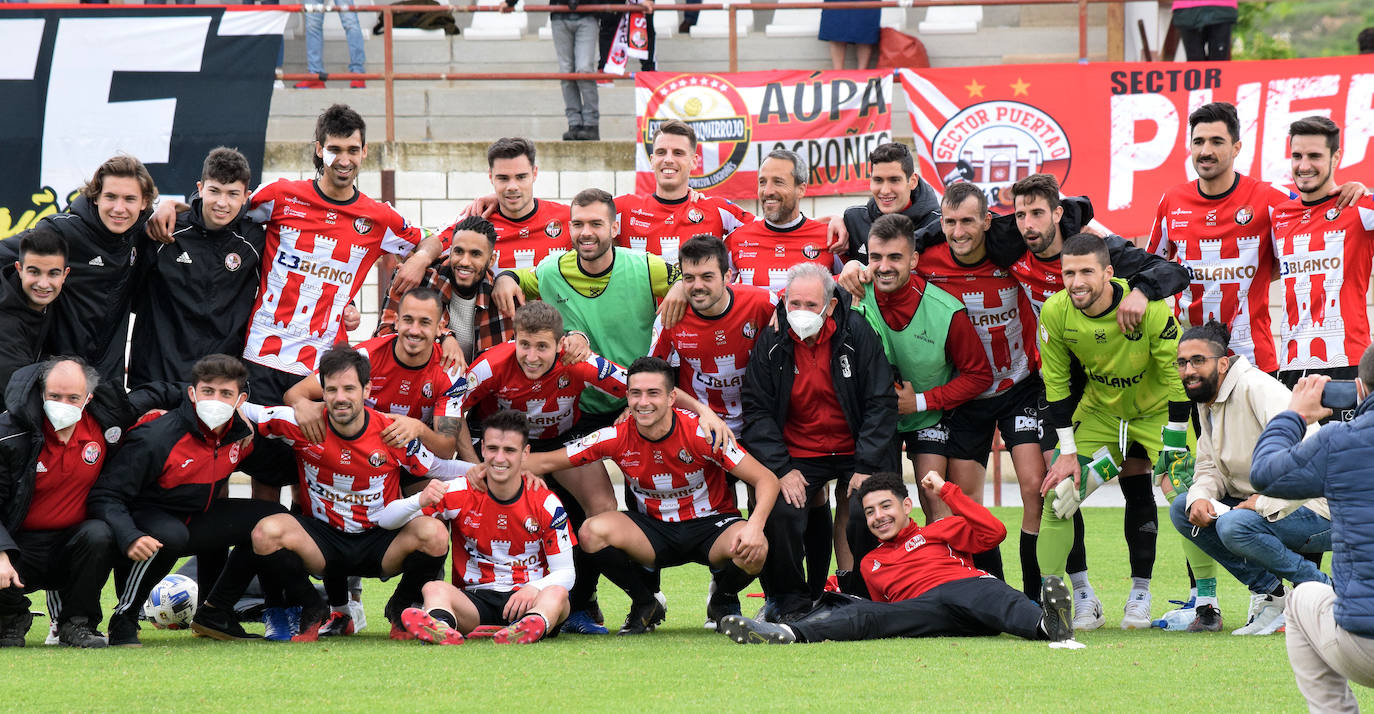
[615,192,752,265]
[1270,194,1374,373]
[1038,278,1186,419]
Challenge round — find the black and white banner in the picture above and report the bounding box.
[0,8,287,238]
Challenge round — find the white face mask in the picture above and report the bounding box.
[43,400,83,431]
[786,309,825,340]
[195,398,237,431]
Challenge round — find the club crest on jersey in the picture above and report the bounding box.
[578,430,602,448]
[558,375,570,389]
[930,100,1071,212]
[678,448,694,464]
[354,217,373,235]
[687,207,704,223]
[1094,329,1107,343]
[225,252,242,272]
[104,426,122,444]
[1234,206,1254,225]
[742,321,757,339]
[1326,207,1342,221]
[544,220,563,238]
[802,244,821,259]
[421,382,433,399]
[1123,330,1142,341]
[82,442,100,465]
[523,517,540,534]
[368,450,387,467]
[228,442,241,464]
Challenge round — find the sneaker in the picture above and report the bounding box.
[718,614,796,644]
[294,80,325,89]
[57,617,108,649]
[291,603,330,642]
[0,611,33,647]
[1233,591,1286,635]
[1072,595,1106,631]
[318,611,356,637]
[349,80,367,89]
[574,125,600,141]
[1121,592,1152,630]
[262,607,295,642]
[618,599,666,636]
[1040,576,1074,642]
[494,614,547,645]
[562,126,583,142]
[1187,603,1224,632]
[107,613,142,647]
[44,620,59,646]
[345,600,367,633]
[1152,597,1197,630]
[561,610,610,635]
[401,608,464,645]
[190,604,262,641]
[704,585,742,632]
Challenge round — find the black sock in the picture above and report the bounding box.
[1271,583,1286,598]
[262,550,325,611]
[1120,474,1158,580]
[429,608,457,628]
[804,503,833,600]
[588,546,654,606]
[205,546,258,611]
[390,551,446,619]
[711,561,756,594]
[973,547,1004,581]
[568,546,599,612]
[643,567,662,595]
[324,574,349,609]
[1019,531,1039,602]
[1066,510,1088,574]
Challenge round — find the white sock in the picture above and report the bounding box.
[1188,587,1198,602]
[1068,571,1093,600]
[1130,577,1151,599]
[1196,595,1219,609]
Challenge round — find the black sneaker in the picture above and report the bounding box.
[0,611,33,647]
[617,599,666,636]
[718,614,796,644]
[1188,604,1224,633]
[58,617,109,649]
[107,613,141,647]
[292,602,331,643]
[191,604,262,641]
[318,611,355,637]
[575,125,600,141]
[1039,575,1074,642]
[562,126,583,142]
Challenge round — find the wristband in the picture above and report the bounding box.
[1056,427,1077,454]
[1162,423,1188,449]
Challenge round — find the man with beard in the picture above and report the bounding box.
[1168,320,1331,634]
[726,150,841,292]
[1038,234,1191,629]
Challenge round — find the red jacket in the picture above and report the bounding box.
[861,482,1007,602]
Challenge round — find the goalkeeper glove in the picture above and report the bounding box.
[1154,424,1194,501]
[1051,447,1119,519]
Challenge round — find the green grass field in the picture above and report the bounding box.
[4,506,1366,712]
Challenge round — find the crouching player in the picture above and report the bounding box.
[380,409,574,645]
[719,471,1073,644]
[521,356,780,635]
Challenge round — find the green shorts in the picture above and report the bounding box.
[1066,407,1170,467]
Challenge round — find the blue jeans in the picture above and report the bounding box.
[1169,493,1332,594]
[306,10,366,75]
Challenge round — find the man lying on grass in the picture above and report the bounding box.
[719,471,1075,645]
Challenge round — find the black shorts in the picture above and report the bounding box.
[297,515,401,579]
[245,361,304,405]
[900,422,949,459]
[625,510,741,569]
[944,375,1043,463]
[463,588,517,626]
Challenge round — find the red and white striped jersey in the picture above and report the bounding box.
[919,245,1036,397]
[615,192,752,265]
[1146,175,1291,373]
[350,333,461,424]
[1009,251,1062,316]
[435,199,570,271]
[726,219,840,291]
[649,285,777,431]
[566,409,744,521]
[1271,196,1374,372]
[423,479,576,592]
[247,404,444,533]
[244,180,426,376]
[455,342,627,440]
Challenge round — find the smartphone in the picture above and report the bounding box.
[1321,380,1359,410]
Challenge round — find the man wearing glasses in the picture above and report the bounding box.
[1167,319,1332,634]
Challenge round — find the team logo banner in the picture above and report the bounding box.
[899,57,1374,237]
[0,8,287,238]
[635,70,894,198]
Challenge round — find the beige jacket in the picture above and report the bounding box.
[1186,355,1330,522]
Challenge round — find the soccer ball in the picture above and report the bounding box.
[143,574,198,630]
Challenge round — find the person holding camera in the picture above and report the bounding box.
[1251,346,1374,713]
[1167,320,1332,635]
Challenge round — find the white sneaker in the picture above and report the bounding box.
[345,599,367,633]
[44,621,59,646]
[1072,596,1106,631]
[1121,592,1152,629]
[1232,591,1286,635]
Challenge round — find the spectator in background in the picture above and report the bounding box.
[549,0,601,141]
[819,0,879,70]
[600,1,656,73]
[678,1,700,34]
[1358,27,1374,54]
[1172,0,1237,61]
[296,2,367,89]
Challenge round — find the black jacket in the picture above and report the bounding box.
[0,362,138,556]
[742,291,898,476]
[842,178,942,264]
[0,195,150,386]
[128,195,264,387]
[0,266,50,395]
[87,394,254,551]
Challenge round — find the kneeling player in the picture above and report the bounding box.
[520,357,780,634]
[379,410,574,645]
[720,472,1073,645]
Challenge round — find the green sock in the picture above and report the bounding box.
[1036,493,1075,579]
[1182,539,1217,580]
[1197,578,1218,599]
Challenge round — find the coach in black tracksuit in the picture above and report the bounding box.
[128,193,264,387]
[743,269,898,620]
[88,356,286,646]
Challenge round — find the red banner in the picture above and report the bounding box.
[899,57,1374,237]
[635,70,894,199]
